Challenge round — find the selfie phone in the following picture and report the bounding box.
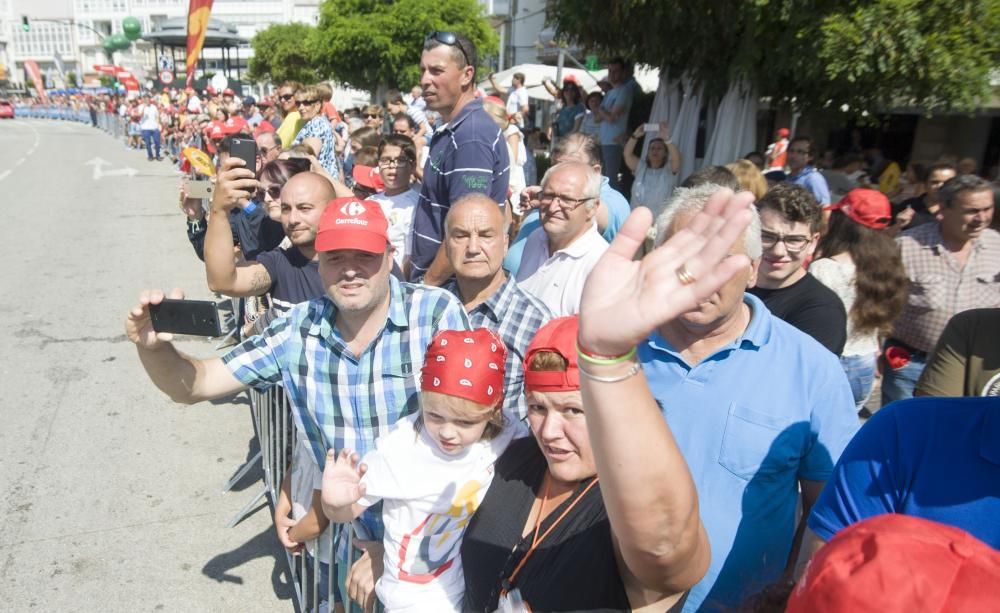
[230,137,258,178]
[644,123,659,132]
[149,298,223,337]
[186,180,214,199]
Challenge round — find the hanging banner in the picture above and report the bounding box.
[186,0,214,88]
[24,60,47,101]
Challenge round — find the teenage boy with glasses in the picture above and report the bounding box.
[749,183,848,355]
[371,135,421,271]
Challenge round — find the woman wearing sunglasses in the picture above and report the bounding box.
[362,105,385,133]
[291,84,341,180]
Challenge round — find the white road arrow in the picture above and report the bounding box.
[85,157,136,180]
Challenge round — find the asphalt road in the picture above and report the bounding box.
[0,118,290,611]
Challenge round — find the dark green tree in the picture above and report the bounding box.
[247,23,323,85]
[546,0,1000,114]
[309,0,498,94]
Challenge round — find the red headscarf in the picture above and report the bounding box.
[421,329,507,407]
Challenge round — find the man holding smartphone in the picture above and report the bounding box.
[125,200,470,605]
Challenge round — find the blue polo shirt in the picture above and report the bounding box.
[409,98,510,280]
[638,293,858,612]
[808,396,1000,549]
[503,177,630,276]
[787,165,831,205]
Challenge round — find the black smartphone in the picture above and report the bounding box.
[149,298,223,337]
[230,137,258,178]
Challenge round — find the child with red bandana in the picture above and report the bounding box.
[321,328,525,612]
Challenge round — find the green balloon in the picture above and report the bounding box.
[110,33,130,50]
[102,37,117,53]
[122,17,142,41]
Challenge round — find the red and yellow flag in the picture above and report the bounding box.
[186,0,214,88]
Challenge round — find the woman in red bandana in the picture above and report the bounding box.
[321,327,525,612]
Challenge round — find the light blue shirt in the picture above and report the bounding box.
[638,293,858,612]
[598,79,635,145]
[787,165,831,205]
[504,177,629,276]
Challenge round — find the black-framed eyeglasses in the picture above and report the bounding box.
[426,31,471,67]
[761,230,812,253]
[378,156,412,168]
[539,192,593,210]
[278,93,295,102]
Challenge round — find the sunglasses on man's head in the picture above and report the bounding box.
[426,31,471,67]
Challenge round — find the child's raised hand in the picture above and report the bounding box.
[322,449,367,510]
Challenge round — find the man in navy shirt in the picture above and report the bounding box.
[409,32,510,285]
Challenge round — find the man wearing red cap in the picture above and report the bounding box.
[125,193,470,591]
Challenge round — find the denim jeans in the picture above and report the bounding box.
[600,144,624,191]
[880,350,927,408]
[841,353,877,410]
[141,129,161,159]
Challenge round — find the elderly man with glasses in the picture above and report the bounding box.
[514,161,609,316]
[408,31,510,285]
[748,183,848,355]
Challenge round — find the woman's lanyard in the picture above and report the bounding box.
[501,474,600,596]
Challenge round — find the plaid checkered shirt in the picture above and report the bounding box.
[446,275,554,420]
[222,277,470,538]
[893,223,1000,352]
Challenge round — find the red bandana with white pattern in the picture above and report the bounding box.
[420,329,508,407]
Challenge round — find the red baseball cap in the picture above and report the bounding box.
[826,188,892,229]
[523,316,581,393]
[315,197,390,253]
[788,514,1000,613]
[352,165,385,191]
[777,127,790,138]
[223,88,235,96]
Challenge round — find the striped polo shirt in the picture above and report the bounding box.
[409,98,510,280]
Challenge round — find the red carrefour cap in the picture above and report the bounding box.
[421,328,508,407]
[315,197,390,253]
[523,316,580,393]
[208,121,225,139]
[352,164,385,191]
[826,188,892,229]
[787,514,1000,613]
[223,88,235,96]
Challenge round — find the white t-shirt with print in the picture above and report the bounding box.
[358,413,523,613]
[370,188,420,268]
[139,104,160,131]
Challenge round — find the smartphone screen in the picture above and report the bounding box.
[230,137,258,178]
[149,299,223,337]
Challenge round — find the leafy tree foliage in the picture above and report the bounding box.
[247,23,322,85]
[308,0,499,94]
[547,0,1000,114]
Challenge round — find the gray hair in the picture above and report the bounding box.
[540,161,602,210]
[655,183,762,259]
[938,174,992,208]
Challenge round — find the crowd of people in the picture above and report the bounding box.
[84,30,1000,612]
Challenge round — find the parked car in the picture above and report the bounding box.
[0,100,14,118]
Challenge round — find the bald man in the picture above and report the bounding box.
[206,166,336,315]
[443,194,552,419]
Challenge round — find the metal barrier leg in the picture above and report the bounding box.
[225,489,267,529]
[221,449,262,493]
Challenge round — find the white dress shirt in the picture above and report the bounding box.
[516,224,609,316]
